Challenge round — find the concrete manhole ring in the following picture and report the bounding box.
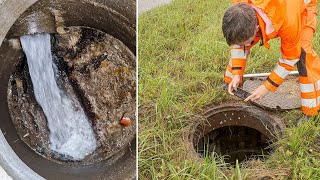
[186,103,284,164]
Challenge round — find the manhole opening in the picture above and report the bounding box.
[191,105,283,165]
[195,125,271,164]
[7,26,136,165]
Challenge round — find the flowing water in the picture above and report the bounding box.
[20,33,97,160]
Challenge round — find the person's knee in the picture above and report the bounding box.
[301,27,314,52]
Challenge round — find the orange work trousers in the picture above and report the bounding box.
[298,0,320,115]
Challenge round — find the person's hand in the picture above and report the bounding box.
[228,75,241,95]
[244,85,269,102]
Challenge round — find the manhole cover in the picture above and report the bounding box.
[243,77,300,110]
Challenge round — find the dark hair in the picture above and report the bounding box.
[222,2,257,46]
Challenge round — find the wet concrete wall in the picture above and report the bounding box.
[0,1,44,179]
[0,0,38,46]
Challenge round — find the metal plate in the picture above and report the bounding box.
[242,77,300,110]
[232,87,251,100]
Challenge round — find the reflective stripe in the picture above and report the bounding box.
[304,0,311,5]
[279,54,299,67]
[300,83,314,93]
[300,79,320,93]
[225,70,233,79]
[266,77,279,87]
[317,79,320,91]
[301,98,317,108]
[231,49,248,59]
[273,64,290,79]
[229,59,232,67]
[231,44,250,48]
[232,45,241,49]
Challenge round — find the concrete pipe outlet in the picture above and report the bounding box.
[189,103,283,164]
[0,0,136,179]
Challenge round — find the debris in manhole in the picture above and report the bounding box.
[196,126,271,164]
[120,117,132,127]
[21,33,97,161]
[7,26,136,165]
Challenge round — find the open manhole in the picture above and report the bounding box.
[190,103,283,164]
[8,26,135,166]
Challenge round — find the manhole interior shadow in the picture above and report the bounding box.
[189,103,283,165]
[196,125,271,164]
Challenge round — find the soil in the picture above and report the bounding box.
[7,26,136,165]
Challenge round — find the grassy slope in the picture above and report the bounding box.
[138,0,320,179]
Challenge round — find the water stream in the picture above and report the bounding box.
[20,33,97,160]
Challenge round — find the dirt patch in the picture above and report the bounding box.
[7,26,136,165]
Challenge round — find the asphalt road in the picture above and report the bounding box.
[138,0,172,15]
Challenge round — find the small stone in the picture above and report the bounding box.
[309,149,314,153]
[120,117,131,127]
[15,78,23,88]
[9,39,21,50]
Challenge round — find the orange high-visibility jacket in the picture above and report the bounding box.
[226,0,308,92]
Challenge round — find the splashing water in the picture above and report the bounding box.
[20,34,97,160]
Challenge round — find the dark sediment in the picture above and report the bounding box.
[7,26,136,165]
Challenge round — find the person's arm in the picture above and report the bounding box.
[224,45,248,83]
[245,25,301,101]
[225,36,261,94]
[230,44,249,75]
[263,30,301,92]
[226,45,249,94]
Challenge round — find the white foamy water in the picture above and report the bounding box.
[20,34,97,160]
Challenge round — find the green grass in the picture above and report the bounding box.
[138,0,320,179]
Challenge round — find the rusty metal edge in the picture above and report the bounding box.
[184,102,285,162]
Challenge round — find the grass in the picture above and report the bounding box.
[138,0,320,179]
